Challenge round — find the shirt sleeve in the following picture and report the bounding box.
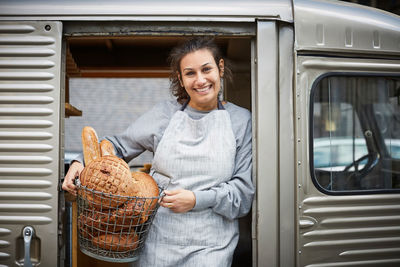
[192,106,254,220]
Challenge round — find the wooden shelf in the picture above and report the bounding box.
[65,103,82,117]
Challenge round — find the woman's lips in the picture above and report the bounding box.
[194,85,212,94]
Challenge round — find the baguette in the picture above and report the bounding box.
[100,139,115,156]
[81,126,100,165]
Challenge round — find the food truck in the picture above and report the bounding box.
[0,0,399,266]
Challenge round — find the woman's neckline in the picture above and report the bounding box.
[185,101,228,113]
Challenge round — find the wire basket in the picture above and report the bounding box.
[76,181,162,263]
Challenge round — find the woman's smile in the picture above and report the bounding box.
[194,84,212,94]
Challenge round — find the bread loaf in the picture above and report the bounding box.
[78,207,141,234]
[78,126,160,246]
[82,126,101,165]
[91,232,139,252]
[113,199,148,226]
[80,155,134,208]
[78,213,100,238]
[130,172,159,222]
[131,171,159,206]
[100,139,115,156]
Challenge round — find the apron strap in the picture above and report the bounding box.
[217,100,225,110]
[180,99,190,111]
[180,98,225,111]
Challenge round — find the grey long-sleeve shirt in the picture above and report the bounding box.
[79,100,254,220]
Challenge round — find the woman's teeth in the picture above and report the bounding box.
[195,85,211,92]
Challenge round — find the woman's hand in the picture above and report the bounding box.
[160,189,196,213]
[62,161,84,196]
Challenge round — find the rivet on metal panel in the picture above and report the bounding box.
[345,27,353,47]
[298,161,301,165]
[298,205,302,209]
[45,25,51,31]
[316,24,324,45]
[299,250,302,254]
[254,58,257,64]
[298,184,302,188]
[297,116,300,120]
[373,30,380,49]
[297,139,300,142]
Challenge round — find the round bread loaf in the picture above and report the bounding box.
[78,213,98,239]
[80,155,135,208]
[91,232,139,252]
[113,199,148,226]
[131,172,160,222]
[87,172,159,226]
[131,172,159,199]
[79,205,142,233]
[79,210,113,234]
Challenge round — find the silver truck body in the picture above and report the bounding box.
[0,0,399,266]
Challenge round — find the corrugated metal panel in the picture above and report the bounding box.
[0,21,61,267]
[294,0,400,55]
[300,195,400,266]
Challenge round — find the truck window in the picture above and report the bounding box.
[311,75,400,193]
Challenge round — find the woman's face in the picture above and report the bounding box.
[179,48,224,111]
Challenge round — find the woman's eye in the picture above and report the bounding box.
[202,67,211,72]
[185,71,194,76]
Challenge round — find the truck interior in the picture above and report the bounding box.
[63,34,253,266]
[311,75,400,193]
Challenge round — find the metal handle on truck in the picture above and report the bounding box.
[23,226,34,267]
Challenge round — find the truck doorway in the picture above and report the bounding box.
[63,32,253,267]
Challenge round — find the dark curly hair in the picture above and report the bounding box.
[168,37,232,103]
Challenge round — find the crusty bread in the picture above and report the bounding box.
[100,139,115,156]
[91,232,139,252]
[80,155,134,208]
[78,207,141,234]
[82,126,101,165]
[131,171,159,222]
[131,172,159,200]
[78,213,100,239]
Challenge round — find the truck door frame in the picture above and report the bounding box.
[62,20,263,266]
[255,20,295,267]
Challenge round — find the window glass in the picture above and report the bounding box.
[312,76,400,192]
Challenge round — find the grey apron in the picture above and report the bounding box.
[138,101,237,267]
